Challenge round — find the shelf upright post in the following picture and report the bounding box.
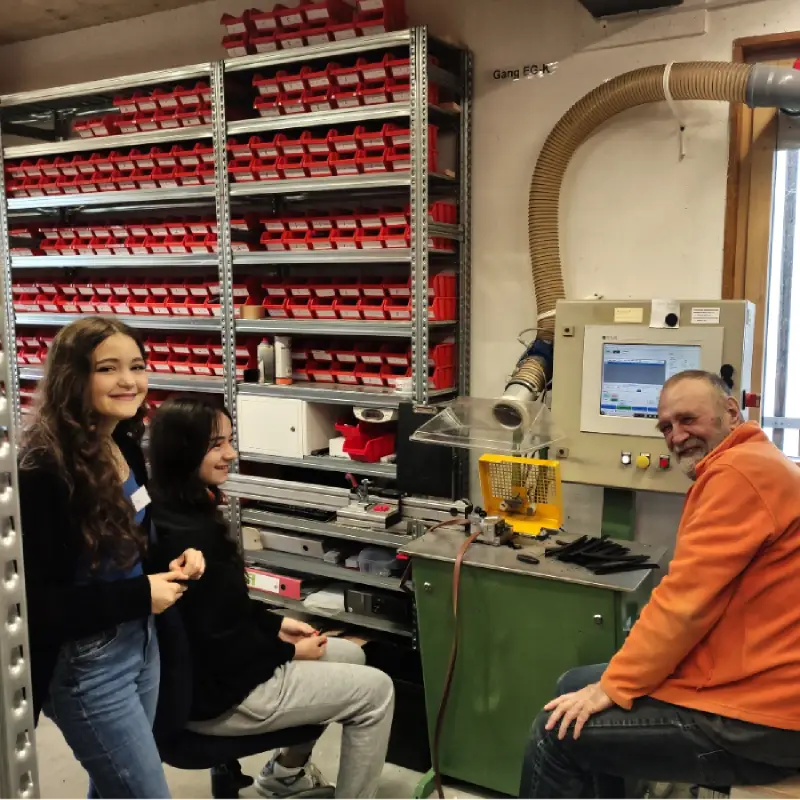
[456,48,474,499]
[0,131,22,428]
[410,26,431,406]
[210,60,243,542]
[0,126,39,799]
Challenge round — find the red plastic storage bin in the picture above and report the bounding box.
[279,155,307,180]
[357,296,387,320]
[223,33,252,57]
[304,153,333,178]
[252,32,279,53]
[253,74,280,97]
[334,296,361,320]
[309,296,337,318]
[254,157,281,181]
[331,153,360,177]
[357,150,386,173]
[332,86,360,109]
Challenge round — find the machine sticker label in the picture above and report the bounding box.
[613,307,643,323]
[492,62,559,81]
[691,307,721,325]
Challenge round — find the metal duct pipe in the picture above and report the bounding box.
[493,61,800,430]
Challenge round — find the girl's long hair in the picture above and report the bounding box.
[149,396,231,510]
[19,317,148,570]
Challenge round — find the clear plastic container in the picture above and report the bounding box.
[358,547,399,577]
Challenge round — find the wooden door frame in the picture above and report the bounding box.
[723,33,800,299]
[722,33,800,404]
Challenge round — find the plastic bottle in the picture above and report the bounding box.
[257,338,275,384]
[275,335,293,385]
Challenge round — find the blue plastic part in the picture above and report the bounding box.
[515,338,554,375]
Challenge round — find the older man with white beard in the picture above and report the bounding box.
[519,370,800,798]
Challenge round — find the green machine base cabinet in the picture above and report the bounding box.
[403,531,662,797]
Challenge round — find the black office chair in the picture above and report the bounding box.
[153,607,334,799]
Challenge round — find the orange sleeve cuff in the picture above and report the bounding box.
[600,672,633,710]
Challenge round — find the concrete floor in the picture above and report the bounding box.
[36,716,485,799]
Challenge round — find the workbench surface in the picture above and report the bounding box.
[402,530,665,593]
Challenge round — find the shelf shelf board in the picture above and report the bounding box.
[12,254,218,269]
[229,171,455,198]
[15,312,221,332]
[236,381,404,408]
[229,172,409,197]
[7,184,216,211]
[246,549,403,592]
[18,364,224,393]
[3,126,213,161]
[228,104,408,137]
[240,450,396,478]
[233,241,459,265]
[0,64,213,108]
[233,249,411,265]
[249,590,412,638]
[225,31,412,73]
[239,508,410,549]
[235,318,413,337]
[236,381,454,407]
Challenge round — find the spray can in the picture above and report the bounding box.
[257,338,275,385]
[274,335,293,385]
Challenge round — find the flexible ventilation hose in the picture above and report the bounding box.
[496,60,800,427]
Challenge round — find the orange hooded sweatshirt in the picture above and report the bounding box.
[601,422,800,730]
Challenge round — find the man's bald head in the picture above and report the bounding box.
[657,370,743,480]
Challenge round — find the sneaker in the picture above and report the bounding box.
[255,755,332,798]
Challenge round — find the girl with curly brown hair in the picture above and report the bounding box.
[17,317,204,799]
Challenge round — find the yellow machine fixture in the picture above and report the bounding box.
[478,455,563,537]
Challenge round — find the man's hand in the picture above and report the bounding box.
[169,548,205,580]
[544,682,614,740]
[293,635,328,661]
[279,617,317,644]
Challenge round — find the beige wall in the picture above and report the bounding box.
[2,0,799,536]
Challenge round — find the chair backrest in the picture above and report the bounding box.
[153,605,194,745]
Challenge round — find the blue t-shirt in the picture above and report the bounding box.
[76,471,148,583]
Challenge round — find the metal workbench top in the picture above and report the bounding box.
[401,530,665,593]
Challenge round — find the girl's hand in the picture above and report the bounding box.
[170,548,206,580]
[148,570,187,613]
[279,617,317,643]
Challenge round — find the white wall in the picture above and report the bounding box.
[3,0,799,543]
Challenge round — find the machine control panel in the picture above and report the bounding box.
[550,299,754,494]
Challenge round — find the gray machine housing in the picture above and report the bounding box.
[549,299,754,493]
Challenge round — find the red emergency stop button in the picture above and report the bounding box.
[658,455,671,470]
[373,504,390,512]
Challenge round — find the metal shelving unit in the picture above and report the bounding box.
[0,29,472,654]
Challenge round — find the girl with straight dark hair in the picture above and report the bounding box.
[149,397,395,799]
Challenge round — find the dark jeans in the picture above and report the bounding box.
[519,664,800,799]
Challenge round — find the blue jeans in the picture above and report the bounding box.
[519,664,799,798]
[44,617,170,799]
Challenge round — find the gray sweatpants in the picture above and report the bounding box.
[188,638,395,799]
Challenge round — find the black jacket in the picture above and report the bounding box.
[19,429,153,723]
[151,500,295,721]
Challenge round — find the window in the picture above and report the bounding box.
[724,39,800,455]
